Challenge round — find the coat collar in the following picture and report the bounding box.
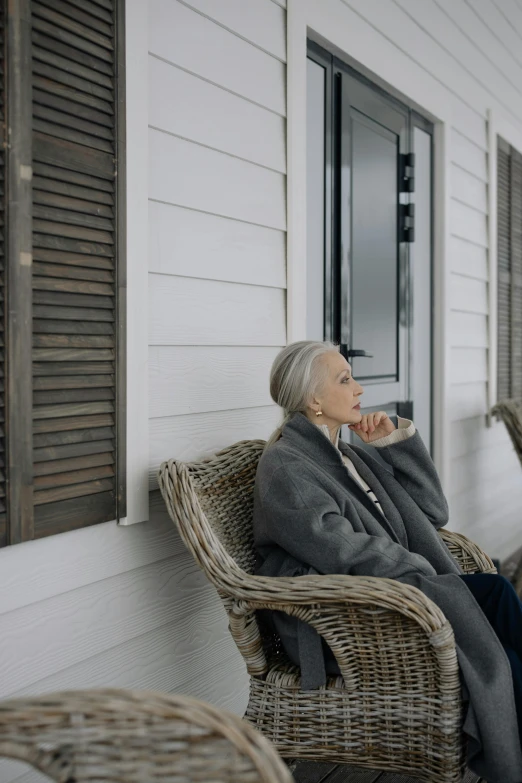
[280,413,406,544]
[281,412,347,466]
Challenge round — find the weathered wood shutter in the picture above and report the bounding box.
[510,149,522,404]
[31,0,124,538]
[497,139,511,402]
[497,138,522,406]
[0,1,5,547]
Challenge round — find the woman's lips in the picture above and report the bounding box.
[353,403,361,410]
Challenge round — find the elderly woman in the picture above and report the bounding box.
[253,340,522,783]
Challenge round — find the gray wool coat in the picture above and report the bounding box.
[253,412,522,783]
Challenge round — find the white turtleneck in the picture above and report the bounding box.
[317,417,416,517]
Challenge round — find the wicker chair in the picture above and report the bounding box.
[492,399,522,470]
[158,439,496,783]
[0,689,293,782]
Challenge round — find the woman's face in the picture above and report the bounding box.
[308,350,364,427]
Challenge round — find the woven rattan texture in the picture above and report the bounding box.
[492,399,522,469]
[0,689,293,782]
[158,439,497,783]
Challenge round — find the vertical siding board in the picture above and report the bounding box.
[6,0,34,544]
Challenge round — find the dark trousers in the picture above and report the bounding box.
[460,574,522,735]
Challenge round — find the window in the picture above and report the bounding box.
[2,0,125,547]
[497,138,522,405]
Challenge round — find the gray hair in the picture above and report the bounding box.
[265,340,339,448]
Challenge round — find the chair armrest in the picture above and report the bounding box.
[225,573,458,686]
[438,529,497,574]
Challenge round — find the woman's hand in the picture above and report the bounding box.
[348,411,395,444]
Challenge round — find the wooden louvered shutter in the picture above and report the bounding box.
[497,139,511,402]
[0,1,5,546]
[497,139,522,407]
[31,0,125,537]
[510,150,522,405]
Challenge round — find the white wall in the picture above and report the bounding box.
[288,0,522,561]
[0,2,287,782]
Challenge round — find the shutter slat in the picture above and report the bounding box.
[34,477,114,505]
[35,463,114,488]
[36,0,113,37]
[33,262,114,283]
[32,10,113,59]
[34,189,114,217]
[32,29,113,76]
[34,451,114,476]
[34,491,116,537]
[498,143,512,401]
[34,333,114,348]
[31,0,119,534]
[34,318,114,334]
[34,425,114,448]
[33,161,113,193]
[34,386,114,403]
[33,115,114,153]
[0,2,6,545]
[33,413,114,434]
[34,438,114,462]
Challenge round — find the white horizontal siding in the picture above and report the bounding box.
[449,235,488,280]
[148,201,286,287]
[449,274,488,314]
[149,0,285,114]
[451,164,487,214]
[148,56,286,172]
[0,4,285,766]
[450,442,521,497]
[451,347,488,384]
[149,275,286,346]
[149,130,286,230]
[449,311,488,348]
[448,381,487,422]
[450,130,487,180]
[144,0,286,726]
[0,516,184,617]
[149,346,278,418]
[149,405,280,490]
[450,199,487,247]
[452,415,516,458]
[178,0,287,60]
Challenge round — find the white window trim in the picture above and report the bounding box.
[286,0,452,491]
[119,0,149,525]
[486,108,522,429]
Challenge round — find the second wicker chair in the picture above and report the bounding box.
[159,439,496,783]
[0,689,293,782]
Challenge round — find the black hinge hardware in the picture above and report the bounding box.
[400,152,415,193]
[400,203,415,243]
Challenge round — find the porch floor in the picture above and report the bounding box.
[290,761,485,783]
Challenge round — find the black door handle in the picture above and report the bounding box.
[340,345,373,359]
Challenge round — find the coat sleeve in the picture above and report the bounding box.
[257,452,437,579]
[365,430,449,529]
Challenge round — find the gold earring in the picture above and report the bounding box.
[316,410,323,417]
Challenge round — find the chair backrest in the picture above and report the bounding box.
[158,440,266,580]
[0,689,293,783]
[492,399,522,469]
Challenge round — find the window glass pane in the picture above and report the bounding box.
[351,114,398,379]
